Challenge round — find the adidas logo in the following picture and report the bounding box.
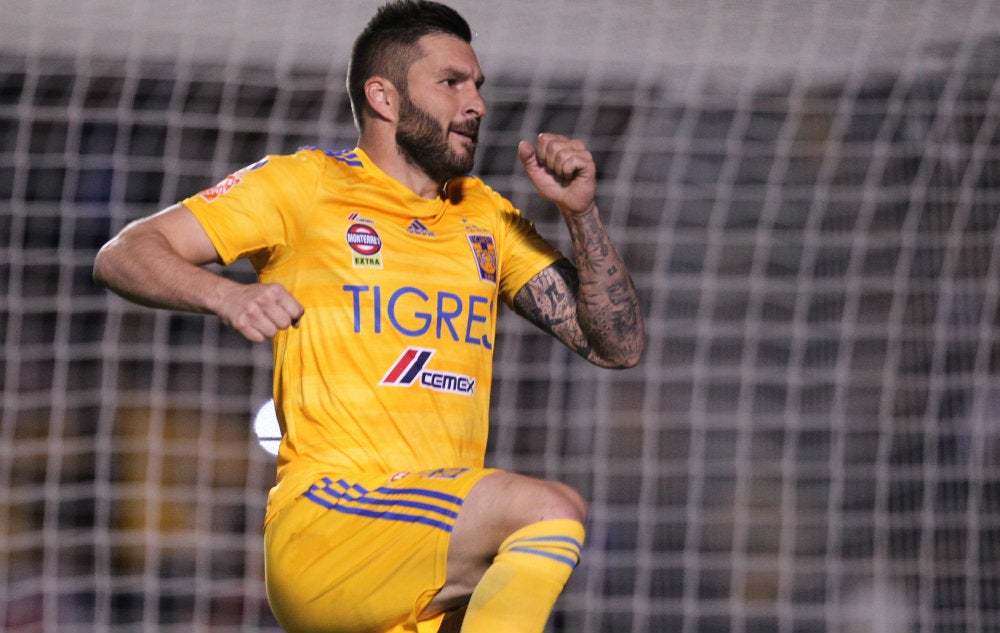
[406,219,435,237]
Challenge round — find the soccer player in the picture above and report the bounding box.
[92,1,644,631]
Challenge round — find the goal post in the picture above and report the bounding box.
[2,1,1000,632]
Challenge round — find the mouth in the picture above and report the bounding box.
[450,123,480,145]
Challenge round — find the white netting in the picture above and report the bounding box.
[2,1,1000,632]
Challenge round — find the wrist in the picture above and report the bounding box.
[559,200,598,218]
[201,273,239,318]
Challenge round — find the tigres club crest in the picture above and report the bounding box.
[467,234,497,284]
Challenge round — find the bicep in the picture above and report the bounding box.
[120,203,222,266]
[512,258,592,357]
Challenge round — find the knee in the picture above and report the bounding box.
[507,476,587,528]
[539,480,588,525]
[464,471,588,536]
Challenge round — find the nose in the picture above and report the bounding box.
[466,87,486,118]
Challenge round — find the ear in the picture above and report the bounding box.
[364,77,398,123]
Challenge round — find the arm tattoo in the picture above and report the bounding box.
[513,259,591,354]
[568,209,644,367]
[514,246,644,368]
[512,205,644,367]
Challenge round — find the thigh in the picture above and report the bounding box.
[425,470,587,614]
[265,468,495,633]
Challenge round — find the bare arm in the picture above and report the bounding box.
[93,204,304,343]
[513,135,644,368]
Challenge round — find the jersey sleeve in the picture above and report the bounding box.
[493,192,565,306]
[180,152,322,269]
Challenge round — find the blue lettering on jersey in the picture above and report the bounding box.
[328,149,364,167]
[343,285,493,349]
[388,287,430,336]
[298,146,364,167]
[465,296,489,346]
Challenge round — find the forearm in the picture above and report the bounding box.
[560,204,644,368]
[516,134,644,367]
[95,204,303,343]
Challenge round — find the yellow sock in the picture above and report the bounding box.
[461,519,585,633]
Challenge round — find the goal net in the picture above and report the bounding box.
[2,1,1000,632]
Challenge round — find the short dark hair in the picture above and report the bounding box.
[347,0,473,130]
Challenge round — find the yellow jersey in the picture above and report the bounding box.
[182,148,563,524]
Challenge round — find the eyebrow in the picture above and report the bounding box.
[441,66,486,88]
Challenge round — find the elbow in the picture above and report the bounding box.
[91,243,112,289]
[92,249,108,289]
[612,341,645,369]
[593,329,646,370]
[617,348,644,369]
[592,349,643,370]
[92,239,122,290]
[603,298,645,369]
[614,314,646,369]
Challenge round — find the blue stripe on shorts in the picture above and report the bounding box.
[303,476,464,533]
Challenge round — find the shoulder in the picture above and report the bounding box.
[284,147,348,173]
[233,147,361,194]
[245,147,363,178]
[224,151,321,185]
[293,146,365,167]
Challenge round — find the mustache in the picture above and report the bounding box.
[450,119,481,141]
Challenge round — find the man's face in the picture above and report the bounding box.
[395,34,486,184]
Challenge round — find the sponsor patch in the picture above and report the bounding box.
[198,174,242,203]
[347,223,383,269]
[348,212,375,225]
[467,234,497,284]
[380,347,476,396]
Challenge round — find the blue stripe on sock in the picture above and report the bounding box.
[506,546,580,569]
[508,534,584,551]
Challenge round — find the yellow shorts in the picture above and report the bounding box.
[264,467,496,633]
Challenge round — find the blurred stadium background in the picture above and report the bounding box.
[2,0,1000,631]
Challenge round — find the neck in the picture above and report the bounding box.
[358,131,444,200]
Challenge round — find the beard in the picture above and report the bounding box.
[396,93,479,184]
